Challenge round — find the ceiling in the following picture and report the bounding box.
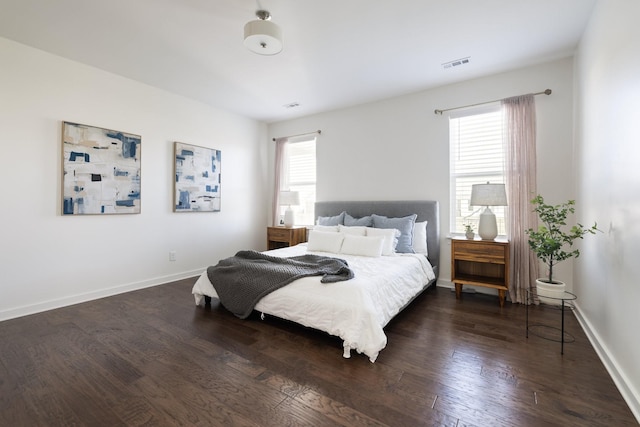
[0,0,596,123]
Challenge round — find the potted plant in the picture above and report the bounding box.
[526,195,599,304]
[464,223,475,239]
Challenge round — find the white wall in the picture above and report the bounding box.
[574,0,640,419]
[268,58,575,286]
[0,38,268,320]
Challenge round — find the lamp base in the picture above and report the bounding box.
[478,207,498,240]
[283,208,294,227]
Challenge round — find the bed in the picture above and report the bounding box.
[192,200,440,362]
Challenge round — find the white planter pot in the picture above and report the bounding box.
[536,278,566,305]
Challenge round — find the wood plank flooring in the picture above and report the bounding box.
[0,277,637,426]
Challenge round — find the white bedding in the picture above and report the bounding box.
[192,243,435,362]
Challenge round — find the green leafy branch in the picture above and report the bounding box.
[525,195,600,283]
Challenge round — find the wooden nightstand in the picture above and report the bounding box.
[451,237,510,306]
[267,226,307,250]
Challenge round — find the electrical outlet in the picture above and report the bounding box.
[169,251,176,261]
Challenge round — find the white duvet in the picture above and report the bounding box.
[192,243,435,362]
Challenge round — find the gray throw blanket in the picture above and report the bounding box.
[207,250,354,319]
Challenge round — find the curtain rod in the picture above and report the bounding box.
[434,89,552,115]
[272,129,321,141]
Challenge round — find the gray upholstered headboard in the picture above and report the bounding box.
[314,200,440,279]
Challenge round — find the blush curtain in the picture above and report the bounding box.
[272,138,290,226]
[502,94,539,304]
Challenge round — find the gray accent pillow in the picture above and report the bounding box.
[371,213,417,253]
[344,213,373,227]
[317,211,345,226]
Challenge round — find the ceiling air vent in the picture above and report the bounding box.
[442,57,470,69]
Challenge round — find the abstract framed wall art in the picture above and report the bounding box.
[174,142,221,212]
[62,121,141,215]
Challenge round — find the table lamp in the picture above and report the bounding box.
[470,183,507,240]
[279,190,300,227]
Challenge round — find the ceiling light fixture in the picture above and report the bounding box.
[244,10,283,55]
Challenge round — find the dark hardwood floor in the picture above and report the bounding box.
[0,277,636,426]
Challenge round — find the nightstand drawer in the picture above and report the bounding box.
[267,226,307,250]
[268,228,292,241]
[453,241,506,263]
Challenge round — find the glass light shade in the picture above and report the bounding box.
[244,19,283,55]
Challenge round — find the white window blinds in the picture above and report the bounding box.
[284,138,316,226]
[449,106,506,234]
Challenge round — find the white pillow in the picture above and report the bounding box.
[307,230,344,253]
[338,224,367,236]
[412,221,428,255]
[365,227,400,256]
[313,225,339,233]
[340,235,384,257]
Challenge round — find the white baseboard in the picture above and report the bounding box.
[574,303,640,423]
[0,268,204,322]
[436,279,497,296]
[436,280,454,289]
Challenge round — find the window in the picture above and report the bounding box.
[281,137,316,225]
[449,105,506,235]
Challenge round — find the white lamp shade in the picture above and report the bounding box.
[244,19,283,55]
[470,183,507,207]
[279,191,299,206]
